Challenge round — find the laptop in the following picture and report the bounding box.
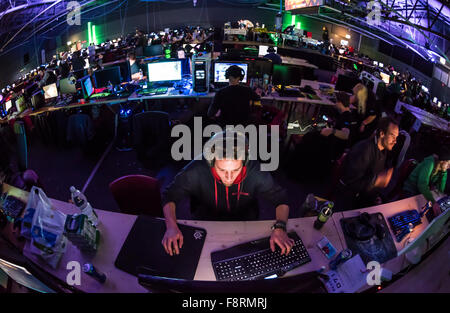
[114,215,207,280]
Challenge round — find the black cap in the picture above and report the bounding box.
[438,146,450,161]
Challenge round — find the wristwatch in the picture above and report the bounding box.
[271,220,287,232]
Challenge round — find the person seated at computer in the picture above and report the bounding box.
[351,83,380,141]
[289,92,358,180]
[127,52,142,81]
[263,46,282,65]
[70,50,86,75]
[335,117,399,211]
[402,147,449,215]
[59,52,71,79]
[207,65,260,126]
[161,131,294,256]
[37,66,57,88]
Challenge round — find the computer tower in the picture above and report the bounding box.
[192,57,210,93]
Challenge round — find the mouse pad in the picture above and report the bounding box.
[114,215,207,279]
[340,212,397,265]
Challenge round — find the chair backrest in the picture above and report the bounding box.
[388,159,417,201]
[132,111,170,147]
[109,174,163,217]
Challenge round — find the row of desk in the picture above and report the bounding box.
[1,183,448,293]
[395,100,450,133]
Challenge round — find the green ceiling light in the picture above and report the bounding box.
[296,22,301,29]
[92,25,98,45]
[291,15,296,25]
[88,22,92,44]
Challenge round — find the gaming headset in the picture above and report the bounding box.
[225,65,245,81]
[203,130,250,168]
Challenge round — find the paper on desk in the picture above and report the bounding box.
[323,254,367,293]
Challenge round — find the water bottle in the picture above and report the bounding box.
[139,69,143,80]
[83,263,106,283]
[70,186,98,226]
[314,201,333,230]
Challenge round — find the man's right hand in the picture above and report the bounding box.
[374,168,393,189]
[162,226,184,256]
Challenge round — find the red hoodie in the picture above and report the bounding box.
[211,166,248,211]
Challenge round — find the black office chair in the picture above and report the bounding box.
[132,111,171,169]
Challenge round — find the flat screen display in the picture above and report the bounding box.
[380,72,390,84]
[147,61,182,82]
[43,83,58,99]
[213,62,248,83]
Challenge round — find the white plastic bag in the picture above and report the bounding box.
[28,186,67,269]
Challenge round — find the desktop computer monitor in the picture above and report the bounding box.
[43,83,58,100]
[258,45,277,57]
[81,76,94,98]
[138,271,324,293]
[59,77,77,94]
[5,100,12,111]
[93,66,122,88]
[380,72,390,84]
[147,60,182,83]
[272,64,302,86]
[144,45,164,57]
[15,95,26,112]
[105,61,131,83]
[335,74,361,93]
[213,62,248,83]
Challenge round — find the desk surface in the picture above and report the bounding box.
[401,102,450,133]
[2,184,447,293]
[128,89,215,101]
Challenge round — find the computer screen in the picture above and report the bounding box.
[258,45,277,57]
[5,100,12,111]
[147,60,182,83]
[0,258,55,293]
[373,61,378,66]
[93,66,122,88]
[380,72,390,84]
[59,77,77,94]
[43,83,58,99]
[82,76,94,98]
[272,64,302,86]
[144,45,164,57]
[213,62,248,83]
[105,61,131,83]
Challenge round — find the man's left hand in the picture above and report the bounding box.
[270,229,295,255]
[320,128,334,137]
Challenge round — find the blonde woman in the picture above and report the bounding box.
[350,83,380,140]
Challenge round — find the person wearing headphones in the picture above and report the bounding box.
[161,131,294,256]
[263,46,282,65]
[207,65,260,126]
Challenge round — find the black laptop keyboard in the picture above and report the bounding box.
[211,232,311,281]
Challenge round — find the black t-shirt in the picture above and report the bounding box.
[208,85,260,126]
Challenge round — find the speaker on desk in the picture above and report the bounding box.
[192,58,210,93]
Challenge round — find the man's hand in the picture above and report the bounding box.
[162,226,184,256]
[320,127,334,137]
[374,168,393,189]
[270,229,295,255]
[432,202,442,217]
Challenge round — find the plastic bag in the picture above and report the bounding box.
[28,186,67,269]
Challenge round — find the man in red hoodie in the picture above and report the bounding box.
[161,131,294,256]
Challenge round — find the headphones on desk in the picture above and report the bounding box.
[225,65,245,81]
[203,130,250,168]
[343,212,386,241]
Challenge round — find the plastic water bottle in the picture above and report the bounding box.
[139,69,143,80]
[70,186,98,226]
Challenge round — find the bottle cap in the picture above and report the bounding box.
[83,263,92,273]
[70,186,76,193]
